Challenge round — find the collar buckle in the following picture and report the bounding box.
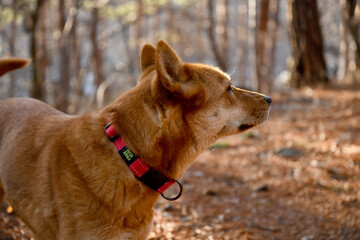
[160,180,183,201]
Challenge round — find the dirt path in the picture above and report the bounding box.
[1,87,360,240]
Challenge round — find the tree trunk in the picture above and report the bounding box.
[343,0,360,84]
[69,0,83,114]
[152,4,160,40]
[137,0,144,43]
[338,0,350,82]
[255,0,280,93]
[38,0,49,98]
[134,0,144,74]
[237,1,248,88]
[9,1,18,97]
[91,5,105,88]
[256,0,270,92]
[264,0,280,93]
[207,0,228,71]
[288,0,328,87]
[222,0,229,66]
[196,1,206,63]
[56,0,70,112]
[166,0,175,36]
[30,0,46,101]
[248,0,257,90]
[72,0,81,79]
[121,24,136,80]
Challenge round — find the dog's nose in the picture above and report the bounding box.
[264,96,272,105]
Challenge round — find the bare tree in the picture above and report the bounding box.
[338,0,350,82]
[68,0,84,114]
[9,1,18,97]
[256,0,279,93]
[134,0,144,74]
[256,0,270,92]
[248,0,257,89]
[207,0,228,71]
[166,0,175,37]
[265,0,280,93]
[341,0,360,84]
[222,0,229,67]
[27,0,47,101]
[196,1,206,63]
[71,0,81,78]
[91,4,105,89]
[237,1,248,88]
[288,0,328,87]
[38,0,49,99]
[56,0,71,112]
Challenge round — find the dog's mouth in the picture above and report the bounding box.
[238,124,255,131]
[237,108,270,132]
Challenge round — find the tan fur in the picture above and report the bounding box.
[0,41,270,240]
[0,58,31,77]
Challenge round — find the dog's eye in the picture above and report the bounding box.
[226,85,233,93]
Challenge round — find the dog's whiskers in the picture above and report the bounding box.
[227,67,237,78]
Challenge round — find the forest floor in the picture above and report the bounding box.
[1,86,360,240]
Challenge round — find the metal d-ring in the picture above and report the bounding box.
[161,180,183,201]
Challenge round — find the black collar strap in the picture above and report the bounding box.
[105,122,183,201]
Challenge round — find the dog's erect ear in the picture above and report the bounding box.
[155,40,204,101]
[140,44,156,72]
[155,40,182,84]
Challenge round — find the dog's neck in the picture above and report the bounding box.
[100,79,204,181]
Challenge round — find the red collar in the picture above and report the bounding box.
[105,123,182,201]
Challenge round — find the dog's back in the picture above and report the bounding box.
[0,98,64,147]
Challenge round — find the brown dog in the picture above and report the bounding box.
[0,41,271,239]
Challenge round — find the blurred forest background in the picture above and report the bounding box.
[1,0,360,112]
[1,1,360,240]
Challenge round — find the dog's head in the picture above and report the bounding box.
[106,41,271,178]
[139,41,270,148]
